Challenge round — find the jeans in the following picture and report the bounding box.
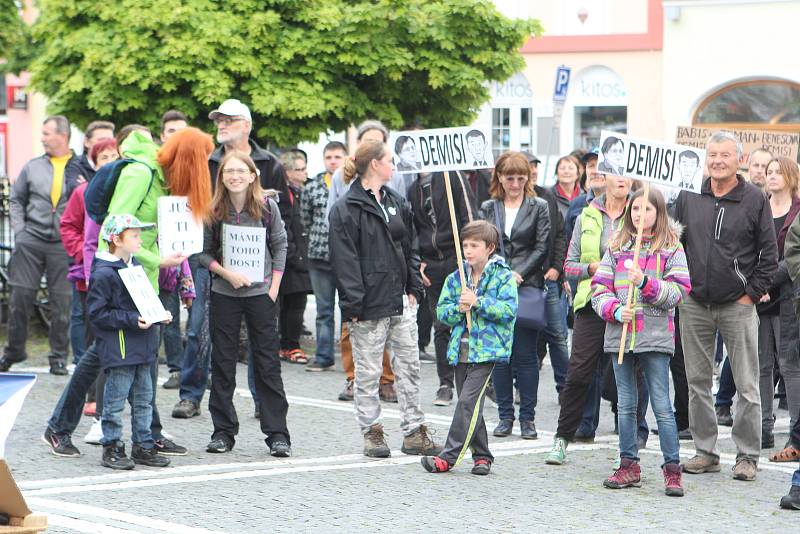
[70,285,87,364]
[542,280,569,392]
[493,324,539,422]
[179,261,211,404]
[308,263,336,367]
[101,363,154,447]
[612,352,679,465]
[715,357,735,408]
[159,289,182,373]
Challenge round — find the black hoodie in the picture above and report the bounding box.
[408,171,472,262]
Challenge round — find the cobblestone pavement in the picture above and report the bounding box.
[3,303,798,533]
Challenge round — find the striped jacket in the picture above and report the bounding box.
[590,228,691,355]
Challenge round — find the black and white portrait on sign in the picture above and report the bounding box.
[598,135,625,176]
[466,130,488,168]
[394,135,421,172]
[676,150,701,191]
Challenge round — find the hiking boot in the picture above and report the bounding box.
[42,428,81,457]
[172,399,200,419]
[663,463,684,497]
[363,424,391,458]
[716,405,733,427]
[603,458,642,489]
[305,361,334,372]
[433,385,453,406]
[83,418,103,445]
[131,444,170,467]
[49,360,68,376]
[338,379,354,401]
[379,383,398,403]
[101,441,134,470]
[471,458,492,476]
[682,454,721,474]
[162,371,180,389]
[779,485,800,510]
[762,431,775,449]
[520,420,538,440]
[493,419,513,437]
[545,436,568,465]
[154,438,188,456]
[401,424,441,456]
[732,458,757,481]
[421,456,451,473]
[269,439,292,458]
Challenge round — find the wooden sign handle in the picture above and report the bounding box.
[443,171,472,330]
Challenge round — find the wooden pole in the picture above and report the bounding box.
[443,170,472,330]
[617,181,650,364]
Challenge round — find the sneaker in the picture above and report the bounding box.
[604,458,642,489]
[732,458,757,481]
[762,431,775,449]
[471,458,492,476]
[421,456,451,473]
[363,424,391,458]
[779,485,800,510]
[102,441,134,470]
[401,424,441,456]
[716,405,733,427]
[49,360,68,376]
[83,402,97,417]
[379,383,398,403]
[269,440,292,458]
[682,454,721,474]
[545,436,568,465]
[0,356,19,372]
[206,438,232,453]
[663,463,684,497]
[42,428,81,457]
[338,379,354,401]
[162,371,180,389]
[492,419,513,437]
[520,421,538,440]
[155,438,188,456]
[83,419,103,445]
[131,444,171,467]
[172,399,200,419]
[433,385,453,407]
[418,349,436,364]
[305,361,334,372]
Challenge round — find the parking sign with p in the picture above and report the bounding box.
[553,65,571,103]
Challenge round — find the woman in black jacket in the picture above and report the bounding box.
[480,151,551,439]
[328,140,440,459]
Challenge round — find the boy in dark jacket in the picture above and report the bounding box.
[88,215,172,471]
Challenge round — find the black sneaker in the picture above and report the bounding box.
[154,438,188,456]
[433,385,453,406]
[0,356,22,372]
[131,444,170,467]
[42,428,81,457]
[49,360,68,376]
[306,362,334,372]
[269,440,292,458]
[172,399,200,419]
[162,371,180,389]
[206,438,232,453]
[101,441,134,470]
[520,420,538,440]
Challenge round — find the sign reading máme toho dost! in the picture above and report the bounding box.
[390,127,494,175]
[598,130,706,194]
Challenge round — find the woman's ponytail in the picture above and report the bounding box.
[343,140,387,184]
[343,157,358,185]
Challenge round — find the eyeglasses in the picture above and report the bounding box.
[214,117,245,127]
[294,167,307,172]
[222,168,251,176]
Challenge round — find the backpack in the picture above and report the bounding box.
[84,159,156,224]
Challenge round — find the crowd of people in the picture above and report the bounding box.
[1,102,799,509]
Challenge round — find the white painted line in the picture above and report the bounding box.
[46,513,142,534]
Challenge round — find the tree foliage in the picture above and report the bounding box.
[29,0,541,145]
[0,0,33,73]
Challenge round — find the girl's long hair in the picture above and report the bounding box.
[157,127,214,223]
[609,187,678,252]
[211,151,265,222]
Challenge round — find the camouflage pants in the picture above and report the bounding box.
[350,297,426,436]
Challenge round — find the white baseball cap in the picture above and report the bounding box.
[208,99,252,122]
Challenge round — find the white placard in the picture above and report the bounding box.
[222,224,266,283]
[598,130,706,194]
[390,126,495,175]
[158,196,204,258]
[118,265,170,323]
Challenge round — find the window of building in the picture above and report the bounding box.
[520,108,534,153]
[491,108,510,158]
[694,80,800,130]
[574,106,627,150]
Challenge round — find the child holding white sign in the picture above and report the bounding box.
[198,151,292,458]
[87,214,173,471]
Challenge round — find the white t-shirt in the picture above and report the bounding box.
[504,207,520,238]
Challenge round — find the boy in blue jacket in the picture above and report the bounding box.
[88,214,173,470]
[421,221,518,475]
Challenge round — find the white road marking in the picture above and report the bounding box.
[46,513,143,534]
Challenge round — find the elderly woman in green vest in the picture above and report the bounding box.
[545,174,632,465]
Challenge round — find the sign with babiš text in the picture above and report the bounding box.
[390,127,494,174]
[598,130,706,193]
[158,196,204,258]
[676,125,798,165]
[118,265,171,323]
[222,224,266,283]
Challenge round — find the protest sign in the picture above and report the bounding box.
[676,125,799,165]
[118,265,170,323]
[158,196,204,258]
[222,224,266,283]
[390,127,494,175]
[598,130,706,194]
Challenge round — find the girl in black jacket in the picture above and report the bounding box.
[480,151,551,440]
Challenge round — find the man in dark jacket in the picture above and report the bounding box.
[674,131,778,481]
[72,120,115,192]
[409,171,471,405]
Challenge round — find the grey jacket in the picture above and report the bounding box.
[10,153,81,242]
[199,197,288,298]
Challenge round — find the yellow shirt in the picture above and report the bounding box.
[324,172,331,189]
[50,154,71,208]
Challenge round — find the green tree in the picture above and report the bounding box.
[29,0,541,145]
[0,0,32,73]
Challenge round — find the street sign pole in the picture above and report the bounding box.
[544,65,571,186]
